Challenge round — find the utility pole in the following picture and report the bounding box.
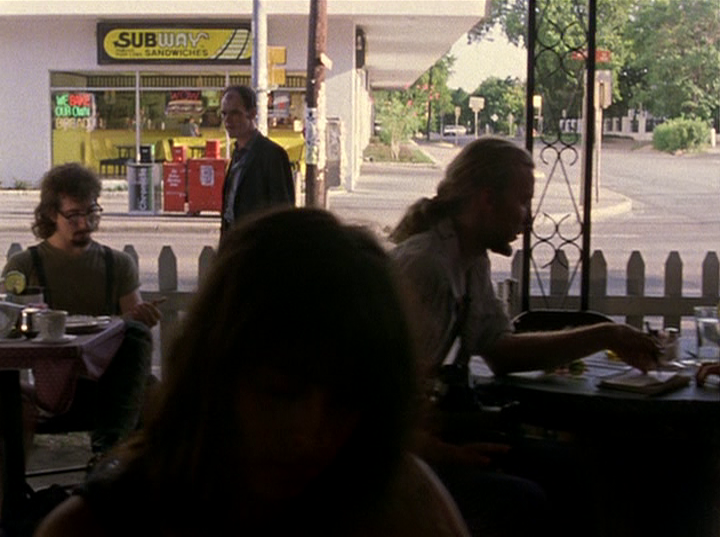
[252,0,268,136]
[304,0,328,207]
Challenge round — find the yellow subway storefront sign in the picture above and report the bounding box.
[98,22,252,64]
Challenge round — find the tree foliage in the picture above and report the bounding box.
[373,91,424,159]
[652,116,710,152]
[473,77,526,135]
[409,56,456,133]
[625,0,720,121]
[466,0,720,126]
[373,55,456,155]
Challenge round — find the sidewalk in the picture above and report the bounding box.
[327,140,632,242]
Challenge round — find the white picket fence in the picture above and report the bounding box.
[6,243,720,373]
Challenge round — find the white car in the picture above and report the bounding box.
[443,125,467,136]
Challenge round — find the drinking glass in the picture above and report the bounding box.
[694,306,720,362]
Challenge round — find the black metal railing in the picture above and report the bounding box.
[523,0,597,311]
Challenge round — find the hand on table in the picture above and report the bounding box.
[128,300,163,328]
[696,363,720,386]
[609,324,662,373]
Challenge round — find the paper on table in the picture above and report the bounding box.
[598,370,691,395]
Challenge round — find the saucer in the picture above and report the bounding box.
[31,334,77,344]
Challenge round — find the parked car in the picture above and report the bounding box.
[443,125,467,136]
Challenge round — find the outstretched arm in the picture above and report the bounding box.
[485,323,661,375]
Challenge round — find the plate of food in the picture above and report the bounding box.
[65,315,111,334]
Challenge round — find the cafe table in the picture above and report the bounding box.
[470,345,720,537]
[0,319,125,532]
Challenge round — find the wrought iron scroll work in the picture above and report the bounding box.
[522,0,596,311]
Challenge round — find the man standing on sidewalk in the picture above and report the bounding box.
[1,163,161,457]
[220,85,295,238]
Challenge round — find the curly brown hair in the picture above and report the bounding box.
[32,163,102,239]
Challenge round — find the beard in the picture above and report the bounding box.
[71,231,92,248]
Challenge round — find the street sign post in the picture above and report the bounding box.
[469,96,484,138]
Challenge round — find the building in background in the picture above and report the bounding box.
[0,1,487,192]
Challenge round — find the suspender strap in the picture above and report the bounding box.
[29,246,51,308]
[102,246,114,314]
[28,245,115,314]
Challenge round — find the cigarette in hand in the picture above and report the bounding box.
[151,297,167,306]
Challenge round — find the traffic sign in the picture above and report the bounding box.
[469,96,485,113]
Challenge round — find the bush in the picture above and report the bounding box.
[652,117,710,153]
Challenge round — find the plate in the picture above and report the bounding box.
[31,334,77,344]
[65,315,111,334]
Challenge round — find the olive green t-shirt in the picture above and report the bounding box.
[2,240,139,316]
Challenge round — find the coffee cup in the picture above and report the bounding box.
[37,310,67,341]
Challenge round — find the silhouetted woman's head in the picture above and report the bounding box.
[139,207,419,532]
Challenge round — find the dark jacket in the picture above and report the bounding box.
[221,132,295,236]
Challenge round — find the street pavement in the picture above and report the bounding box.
[1,139,634,285]
[328,140,632,244]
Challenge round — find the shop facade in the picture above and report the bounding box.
[0,1,486,191]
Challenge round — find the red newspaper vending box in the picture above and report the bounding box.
[186,158,227,214]
[205,140,221,159]
[162,162,187,212]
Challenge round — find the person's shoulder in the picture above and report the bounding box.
[2,247,33,274]
[376,455,471,537]
[257,133,289,155]
[95,242,132,262]
[391,231,439,265]
[95,243,138,274]
[34,495,109,537]
[5,247,33,263]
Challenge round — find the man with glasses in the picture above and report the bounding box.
[1,163,160,457]
[220,85,295,238]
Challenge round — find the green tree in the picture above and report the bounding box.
[373,91,424,159]
[467,0,636,136]
[407,55,456,136]
[372,55,456,153]
[625,0,720,122]
[469,0,720,127]
[473,77,526,135]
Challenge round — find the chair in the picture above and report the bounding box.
[91,139,126,178]
[512,309,613,333]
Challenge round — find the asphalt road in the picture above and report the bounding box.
[1,138,718,296]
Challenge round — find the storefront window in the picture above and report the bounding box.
[50,71,306,176]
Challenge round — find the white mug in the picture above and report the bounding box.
[37,310,67,341]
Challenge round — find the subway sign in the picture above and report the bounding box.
[97,22,252,64]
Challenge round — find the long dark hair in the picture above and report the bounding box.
[390,136,533,243]
[113,208,420,533]
[32,163,102,239]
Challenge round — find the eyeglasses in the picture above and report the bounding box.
[57,205,103,226]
